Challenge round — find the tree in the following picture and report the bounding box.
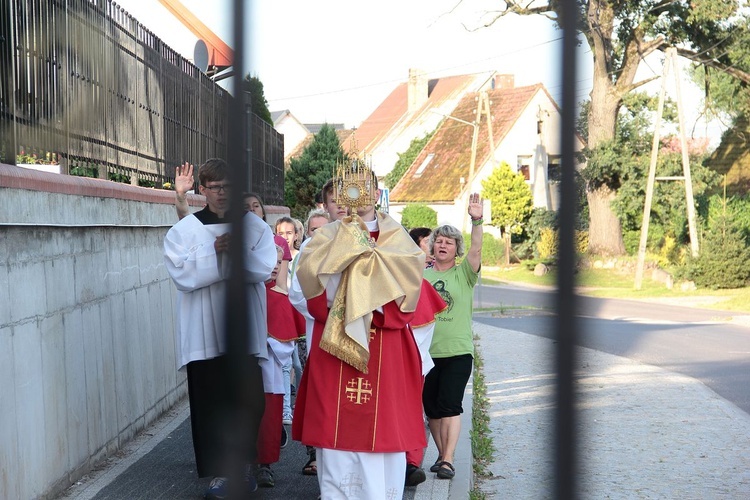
[683,210,750,289]
[243,74,273,125]
[383,132,434,189]
[284,124,346,219]
[481,162,533,265]
[477,0,750,255]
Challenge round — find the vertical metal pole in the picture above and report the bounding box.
[555,0,579,498]
[634,50,670,289]
[225,1,253,498]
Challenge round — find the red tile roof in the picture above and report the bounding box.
[390,84,543,202]
[344,75,479,157]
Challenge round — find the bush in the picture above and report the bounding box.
[464,233,504,267]
[537,227,558,260]
[400,204,437,229]
[536,228,588,261]
[682,213,750,289]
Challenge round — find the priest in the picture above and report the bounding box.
[291,158,443,499]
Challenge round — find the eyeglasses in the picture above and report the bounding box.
[203,184,231,193]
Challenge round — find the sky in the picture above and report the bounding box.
[116,0,724,145]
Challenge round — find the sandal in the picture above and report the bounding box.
[429,456,443,473]
[302,457,317,476]
[436,461,455,479]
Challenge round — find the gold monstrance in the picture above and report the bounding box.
[332,142,378,211]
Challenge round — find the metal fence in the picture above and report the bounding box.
[0,0,284,204]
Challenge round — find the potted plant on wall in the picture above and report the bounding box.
[16,150,61,174]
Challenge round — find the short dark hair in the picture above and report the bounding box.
[198,158,229,186]
[409,227,432,246]
[321,178,335,205]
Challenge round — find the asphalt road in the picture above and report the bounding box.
[474,282,750,416]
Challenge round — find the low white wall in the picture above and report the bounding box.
[0,166,192,499]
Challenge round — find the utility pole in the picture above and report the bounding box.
[634,47,699,289]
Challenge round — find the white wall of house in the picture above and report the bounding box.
[274,112,309,161]
[387,89,579,239]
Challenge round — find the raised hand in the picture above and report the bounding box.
[468,192,483,220]
[175,162,194,197]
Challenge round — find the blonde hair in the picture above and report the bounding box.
[305,208,330,235]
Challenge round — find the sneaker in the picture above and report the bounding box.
[280,425,289,449]
[254,464,275,488]
[204,477,228,500]
[244,465,258,493]
[282,413,293,425]
[405,464,426,487]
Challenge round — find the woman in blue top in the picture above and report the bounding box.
[422,192,484,480]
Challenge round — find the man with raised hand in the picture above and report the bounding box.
[163,158,276,499]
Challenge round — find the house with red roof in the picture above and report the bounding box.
[389,75,585,233]
[343,69,493,178]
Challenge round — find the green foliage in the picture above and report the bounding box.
[383,131,434,189]
[683,210,750,289]
[243,74,273,125]
[69,163,98,178]
[464,232,504,267]
[537,227,558,260]
[706,194,750,240]
[470,347,494,480]
[480,162,533,235]
[613,148,720,248]
[16,150,58,165]
[400,204,437,230]
[284,124,346,219]
[109,172,131,184]
[517,208,558,259]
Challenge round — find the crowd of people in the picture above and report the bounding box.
[163,158,483,499]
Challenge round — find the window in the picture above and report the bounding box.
[414,153,434,178]
[548,155,561,182]
[517,155,532,182]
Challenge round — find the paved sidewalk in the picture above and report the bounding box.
[472,321,750,499]
[58,317,750,499]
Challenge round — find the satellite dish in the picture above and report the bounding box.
[194,39,209,72]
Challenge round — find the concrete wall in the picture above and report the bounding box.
[0,165,285,499]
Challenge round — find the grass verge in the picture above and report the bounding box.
[482,265,750,313]
[470,339,493,500]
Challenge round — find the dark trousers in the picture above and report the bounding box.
[186,355,265,478]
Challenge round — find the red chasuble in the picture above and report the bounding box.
[292,228,440,453]
[292,292,426,452]
[265,281,306,342]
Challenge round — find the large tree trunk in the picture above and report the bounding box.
[586,185,626,255]
[583,0,628,256]
[586,76,627,255]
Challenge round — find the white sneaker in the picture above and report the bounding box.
[282,414,293,425]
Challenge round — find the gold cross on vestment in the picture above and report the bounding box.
[345,377,373,405]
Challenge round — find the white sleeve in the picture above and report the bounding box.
[243,212,276,283]
[289,262,311,320]
[163,222,223,292]
[412,323,436,376]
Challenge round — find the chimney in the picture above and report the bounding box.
[494,74,515,89]
[407,68,428,112]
